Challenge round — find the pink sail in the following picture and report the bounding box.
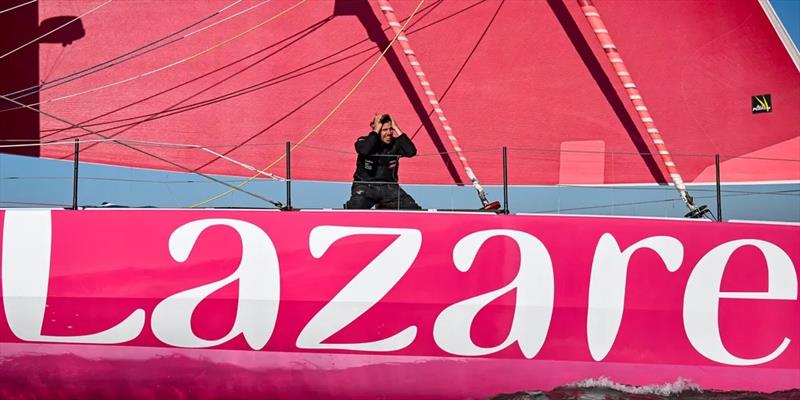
[1,209,798,397]
[1,0,797,185]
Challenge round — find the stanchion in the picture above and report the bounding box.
[715,154,722,222]
[503,146,509,215]
[283,141,292,210]
[72,139,79,210]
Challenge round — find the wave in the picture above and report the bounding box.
[489,377,799,400]
[564,376,701,396]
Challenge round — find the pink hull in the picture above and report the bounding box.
[1,209,798,397]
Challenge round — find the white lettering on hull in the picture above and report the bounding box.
[151,218,280,349]
[297,226,421,351]
[434,230,554,358]
[683,239,797,365]
[2,209,145,343]
[587,234,684,360]
[0,211,796,367]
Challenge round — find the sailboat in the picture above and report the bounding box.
[0,0,798,398]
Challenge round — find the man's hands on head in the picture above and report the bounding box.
[370,113,407,140]
[389,116,403,136]
[371,113,383,134]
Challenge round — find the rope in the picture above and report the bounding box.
[378,0,494,207]
[33,15,332,150]
[577,0,704,215]
[0,136,285,180]
[39,36,369,139]
[7,0,303,111]
[0,0,37,15]
[72,13,332,160]
[0,92,284,207]
[190,0,427,208]
[32,0,444,136]
[0,0,112,61]
[2,0,247,101]
[40,46,68,85]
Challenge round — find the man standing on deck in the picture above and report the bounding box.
[344,113,421,210]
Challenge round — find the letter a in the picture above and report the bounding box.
[434,229,554,358]
[151,219,279,349]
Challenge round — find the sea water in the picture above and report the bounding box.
[490,378,800,400]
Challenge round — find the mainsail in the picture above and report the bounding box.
[1,0,798,187]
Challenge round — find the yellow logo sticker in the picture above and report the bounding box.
[751,94,772,114]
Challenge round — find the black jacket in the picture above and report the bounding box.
[353,131,416,183]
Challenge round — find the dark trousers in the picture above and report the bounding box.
[344,183,421,210]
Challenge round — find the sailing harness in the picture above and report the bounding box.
[577,0,710,219]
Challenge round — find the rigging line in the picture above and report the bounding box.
[533,189,788,215]
[0,138,115,148]
[41,0,444,140]
[45,33,373,155]
[183,0,268,39]
[0,0,112,61]
[200,147,285,181]
[403,0,476,37]
[43,30,373,138]
[577,0,702,215]
[190,0,427,208]
[44,0,451,137]
[39,16,331,141]
[191,52,376,171]
[0,137,285,180]
[0,200,71,207]
[7,0,306,111]
[409,0,500,140]
[6,0,281,110]
[10,0,445,105]
[507,145,800,161]
[38,0,445,135]
[549,183,800,197]
[724,155,800,162]
[295,142,503,157]
[30,137,273,150]
[42,48,366,144]
[40,46,67,85]
[43,44,372,138]
[1,176,283,184]
[0,0,36,15]
[3,0,248,101]
[51,47,371,147]
[378,0,496,208]
[72,13,330,157]
[0,93,284,207]
[193,0,446,176]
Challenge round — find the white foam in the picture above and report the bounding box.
[564,377,701,396]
